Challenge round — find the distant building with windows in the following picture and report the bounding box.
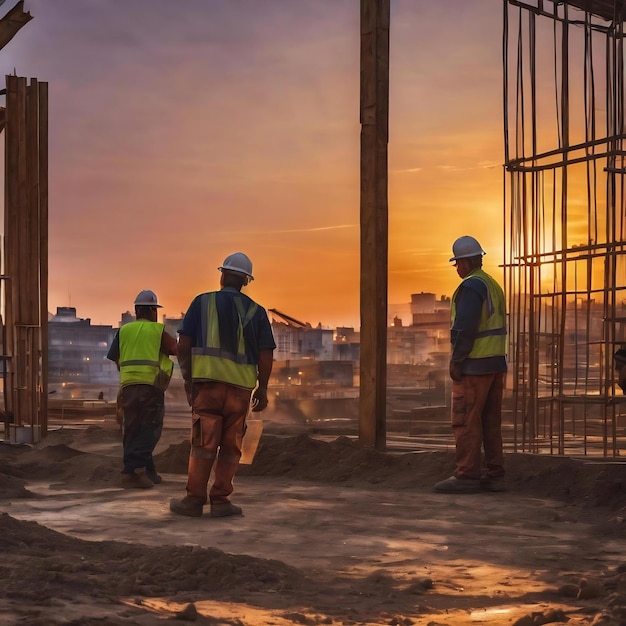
[48,307,118,386]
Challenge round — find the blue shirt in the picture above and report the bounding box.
[178,287,276,365]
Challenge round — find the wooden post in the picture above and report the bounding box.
[3,75,47,442]
[359,0,389,450]
[39,81,49,435]
[3,75,18,421]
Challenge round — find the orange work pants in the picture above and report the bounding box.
[451,372,505,480]
[185,381,252,505]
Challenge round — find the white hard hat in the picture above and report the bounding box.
[133,289,162,308]
[218,252,254,281]
[449,236,486,262]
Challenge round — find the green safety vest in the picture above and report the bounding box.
[451,268,507,359]
[119,321,174,391]
[191,292,259,389]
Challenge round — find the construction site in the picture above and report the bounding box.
[0,1,626,625]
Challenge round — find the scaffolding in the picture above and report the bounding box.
[504,0,626,456]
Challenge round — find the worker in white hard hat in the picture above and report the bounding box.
[170,252,276,518]
[107,290,178,489]
[434,236,508,494]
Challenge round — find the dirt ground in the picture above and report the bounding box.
[1,415,626,626]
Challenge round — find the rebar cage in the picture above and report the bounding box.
[504,0,626,456]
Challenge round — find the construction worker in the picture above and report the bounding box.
[107,290,178,489]
[434,236,508,494]
[170,252,275,518]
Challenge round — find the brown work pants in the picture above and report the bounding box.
[451,372,505,480]
[185,381,252,505]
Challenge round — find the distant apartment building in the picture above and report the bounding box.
[334,326,360,361]
[269,309,335,361]
[48,307,118,386]
[386,293,451,365]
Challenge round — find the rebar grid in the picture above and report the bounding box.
[504,0,626,456]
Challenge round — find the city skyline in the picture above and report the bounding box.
[1,1,506,328]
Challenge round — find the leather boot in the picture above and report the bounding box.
[120,468,154,489]
[170,496,204,517]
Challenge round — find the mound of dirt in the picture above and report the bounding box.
[239,434,626,511]
[2,428,625,512]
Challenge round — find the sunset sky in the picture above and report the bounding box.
[0,0,506,329]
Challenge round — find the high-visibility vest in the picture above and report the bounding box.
[191,292,259,389]
[119,321,174,391]
[451,268,507,359]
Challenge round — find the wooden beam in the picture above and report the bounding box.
[39,81,49,435]
[0,1,33,51]
[2,75,47,441]
[359,0,389,450]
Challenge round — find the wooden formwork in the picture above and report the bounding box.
[1,75,48,442]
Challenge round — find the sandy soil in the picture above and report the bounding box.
[1,418,626,625]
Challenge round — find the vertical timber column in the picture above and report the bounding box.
[359,0,389,450]
[39,81,49,434]
[4,75,47,441]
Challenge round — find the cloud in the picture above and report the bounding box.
[219,224,357,235]
[394,167,423,174]
[438,162,500,172]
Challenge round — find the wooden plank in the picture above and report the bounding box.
[14,76,27,426]
[3,75,18,418]
[25,79,39,429]
[39,81,48,434]
[0,1,33,50]
[359,0,389,450]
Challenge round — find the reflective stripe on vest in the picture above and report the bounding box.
[119,321,174,390]
[451,268,507,359]
[191,292,259,389]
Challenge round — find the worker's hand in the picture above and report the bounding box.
[184,380,193,407]
[251,387,268,412]
[449,360,463,382]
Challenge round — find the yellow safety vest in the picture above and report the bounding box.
[191,292,258,389]
[451,268,507,359]
[119,321,174,391]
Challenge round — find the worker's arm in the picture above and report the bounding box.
[106,332,120,370]
[450,283,484,381]
[252,349,274,412]
[161,330,178,356]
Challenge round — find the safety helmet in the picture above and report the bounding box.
[218,252,254,281]
[449,236,486,262]
[133,289,162,308]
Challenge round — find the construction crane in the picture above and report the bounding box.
[268,309,310,329]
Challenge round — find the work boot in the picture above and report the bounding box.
[480,475,506,492]
[170,496,204,518]
[210,502,243,518]
[146,469,162,484]
[434,475,480,494]
[120,468,154,490]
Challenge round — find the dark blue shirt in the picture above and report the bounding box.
[178,287,275,365]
